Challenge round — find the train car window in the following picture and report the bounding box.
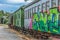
[25,10,27,18]
[31,8,33,16]
[31,8,32,18]
[42,3,46,12]
[34,7,35,13]
[36,6,38,12]
[46,1,50,12]
[25,11,26,19]
[33,7,35,13]
[31,8,33,18]
[41,4,43,13]
[38,5,40,12]
[32,7,33,18]
[29,9,30,18]
[58,0,60,6]
[35,6,36,12]
[32,8,33,14]
[25,10,26,19]
[30,9,31,18]
[39,5,41,12]
[27,10,28,19]
[51,0,57,7]
[28,9,29,19]
[37,5,40,16]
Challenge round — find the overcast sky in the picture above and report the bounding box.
[0,0,32,13]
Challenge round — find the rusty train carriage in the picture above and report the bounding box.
[12,7,24,30]
[9,0,60,39]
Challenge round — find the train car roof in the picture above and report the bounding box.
[13,5,25,14]
[24,0,41,8]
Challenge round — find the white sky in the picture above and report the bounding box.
[0,0,32,13]
[7,0,32,3]
[7,0,25,3]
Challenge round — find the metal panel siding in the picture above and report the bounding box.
[49,8,59,34]
[32,12,48,32]
[32,7,60,34]
[24,19,31,29]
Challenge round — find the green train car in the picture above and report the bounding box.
[13,7,24,30]
[8,6,24,30]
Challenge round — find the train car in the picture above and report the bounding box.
[9,0,60,39]
[13,6,24,31]
[24,0,41,34]
[32,7,60,35]
[24,0,60,38]
[8,6,24,31]
[8,14,14,28]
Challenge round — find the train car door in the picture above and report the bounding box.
[11,16,13,25]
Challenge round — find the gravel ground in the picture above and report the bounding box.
[0,25,26,40]
[0,24,37,40]
[0,24,60,40]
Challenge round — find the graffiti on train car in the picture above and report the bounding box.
[32,7,60,34]
[32,13,39,30]
[29,19,32,29]
[32,12,48,32]
[48,8,59,34]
